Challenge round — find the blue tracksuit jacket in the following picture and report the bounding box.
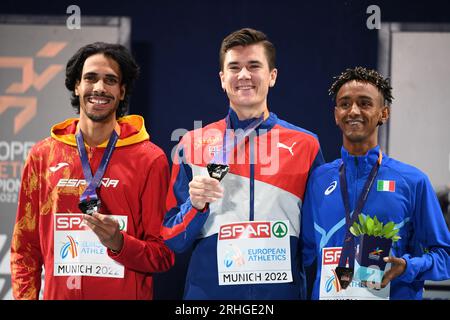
[302,145,450,299]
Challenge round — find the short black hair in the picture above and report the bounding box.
[220,28,276,71]
[328,67,393,105]
[65,42,140,118]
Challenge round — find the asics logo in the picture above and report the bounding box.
[49,162,69,172]
[277,142,297,156]
[324,181,337,195]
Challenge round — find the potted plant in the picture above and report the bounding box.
[350,214,401,288]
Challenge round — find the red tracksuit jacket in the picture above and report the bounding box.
[11,115,174,299]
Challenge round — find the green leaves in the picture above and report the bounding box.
[366,216,374,235]
[358,214,367,233]
[373,216,383,236]
[350,223,362,236]
[349,214,401,242]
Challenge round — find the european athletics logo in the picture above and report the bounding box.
[325,272,363,293]
[223,244,245,268]
[60,235,78,259]
[369,247,383,261]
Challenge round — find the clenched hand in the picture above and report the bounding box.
[381,256,406,288]
[83,212,124,252]
[189,175,224,210]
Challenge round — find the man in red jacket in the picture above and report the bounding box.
[10,42,174,299]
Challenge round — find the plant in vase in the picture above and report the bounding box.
[350,214,401,288]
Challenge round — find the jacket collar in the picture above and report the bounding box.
[51,115,149,148]
[341,145,382,174]
[227,107,277,132]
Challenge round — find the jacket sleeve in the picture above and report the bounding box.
[301,136,323,267]
[309,142,325,175]
[397,174,450,283]
[160,140,210,253]
[10,151,43,300]
[107,153,175,273]
[301,173,318,268]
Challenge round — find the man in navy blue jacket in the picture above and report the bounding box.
[301,67,450,299]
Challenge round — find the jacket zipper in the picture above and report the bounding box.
[249,135,255,299]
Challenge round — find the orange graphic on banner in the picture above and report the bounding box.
[0,41,67,134]
[36,42,68,58]
[0,96,36,134]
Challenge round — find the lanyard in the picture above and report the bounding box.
[338,150,382,269]
[211,112,264,165]
[76,129,119,202]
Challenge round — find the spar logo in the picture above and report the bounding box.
[60,235,79,259]
[219,222,271,240]
[323,247,341,265]
[55,214,87,231]
[272,221,288,238]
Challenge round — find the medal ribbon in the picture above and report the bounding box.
[338,150,382,269]
[211,112,265,165]
[76,130,119,202]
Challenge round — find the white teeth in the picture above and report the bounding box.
[88,97,109,104]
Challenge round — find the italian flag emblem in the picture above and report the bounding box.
[377,180,395,192]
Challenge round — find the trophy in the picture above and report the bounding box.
[350,214,400,289]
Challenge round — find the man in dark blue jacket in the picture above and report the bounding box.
[302,67,450,299]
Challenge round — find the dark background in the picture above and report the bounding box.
[2,0,450,299]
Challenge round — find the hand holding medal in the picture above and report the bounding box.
[188,175,224,211]
[83,212,124,253]
[188,112,263,211]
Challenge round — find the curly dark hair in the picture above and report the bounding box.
[328,67,394,105]
[65,42,140,118]
[220,28,276,71]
